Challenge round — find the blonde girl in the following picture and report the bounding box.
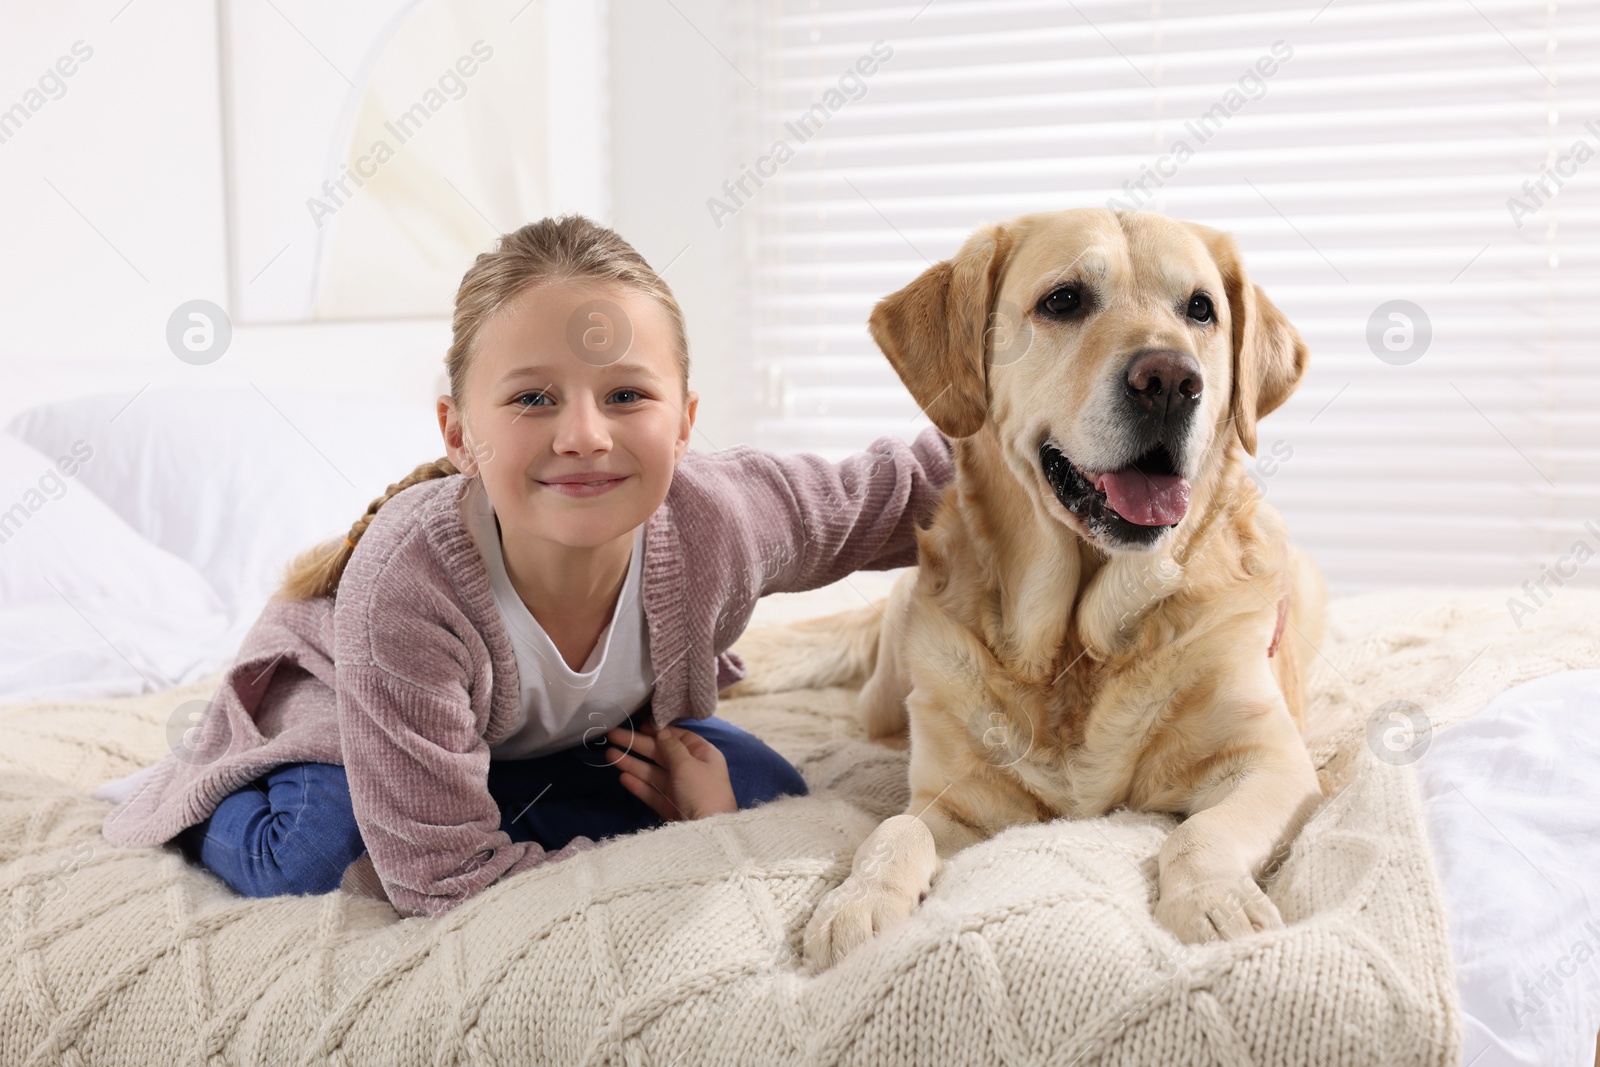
[100,215,953,917]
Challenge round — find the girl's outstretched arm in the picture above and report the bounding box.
[681,423,954,603]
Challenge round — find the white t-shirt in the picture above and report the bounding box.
[459,476,655,760]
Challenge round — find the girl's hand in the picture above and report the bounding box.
[603,718,738,822]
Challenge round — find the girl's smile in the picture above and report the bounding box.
[536,471,632,497]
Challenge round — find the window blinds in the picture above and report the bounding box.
[740,0,1600,595]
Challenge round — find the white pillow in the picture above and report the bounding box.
[6,385,447,623]
[0,432,234,703]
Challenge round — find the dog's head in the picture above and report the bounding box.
[870,208,1307,553]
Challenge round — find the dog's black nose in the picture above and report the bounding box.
[1124,349,1203,425]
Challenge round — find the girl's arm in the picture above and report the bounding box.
[723,423,955,596]
[336,662,593,918]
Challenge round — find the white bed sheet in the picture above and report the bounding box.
[0,602,242,707]
[1419,669,1600,1067]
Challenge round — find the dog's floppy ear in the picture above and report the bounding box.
[1182,222,1308,456]
[868,223,1013,439]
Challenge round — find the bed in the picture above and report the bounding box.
[2,385,1597,1065]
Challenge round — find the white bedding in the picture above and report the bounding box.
[1418,669,1600,1067]
[2,385,443,705]
[7,386,1599,1063]
[0,431,237,703]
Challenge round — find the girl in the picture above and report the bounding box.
[98,215,954,919]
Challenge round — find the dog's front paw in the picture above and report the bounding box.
[801,873,922,973]
[1154,873,1282,944]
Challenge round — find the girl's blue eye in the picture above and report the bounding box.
[516,392,552,407]
[610,389,642,404]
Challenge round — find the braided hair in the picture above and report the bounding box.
[275,457,459,600]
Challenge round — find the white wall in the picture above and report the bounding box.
[607,0,757,452]
[0,0,612,427]
[0,0,228,363]
[1,1,751,445]
[219,0,423,323]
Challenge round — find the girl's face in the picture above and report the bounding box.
[438,280,697,550]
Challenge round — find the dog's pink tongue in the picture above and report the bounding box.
[1093,470,1190,525]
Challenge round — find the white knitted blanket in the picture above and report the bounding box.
[2,585,1597,1065]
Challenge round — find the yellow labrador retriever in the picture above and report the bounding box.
[728,207,1327,973]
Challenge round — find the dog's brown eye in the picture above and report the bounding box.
[1187,294,1215,323]
[1038,286,1082,317]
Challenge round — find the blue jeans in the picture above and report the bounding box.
[174,706,808,899]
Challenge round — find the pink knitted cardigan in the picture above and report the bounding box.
[100,428,954,917]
